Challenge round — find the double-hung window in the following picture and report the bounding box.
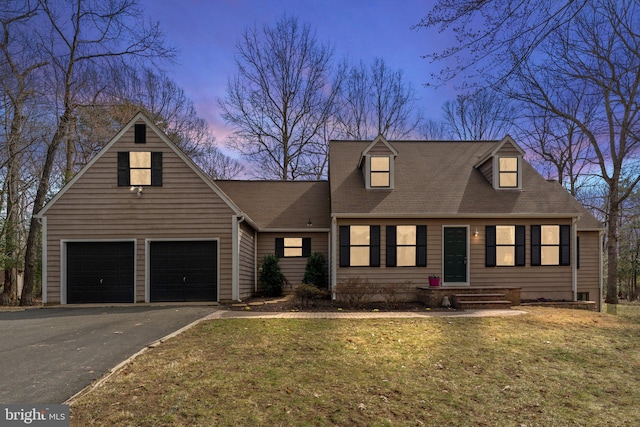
[339,225,380,267]
[498,157,519,188]
[370,156,390,188]
[118,151,163,186]
[386,225,427,267]
[275,238,311,258]
[531,225,570,266]
[485,225,525,267]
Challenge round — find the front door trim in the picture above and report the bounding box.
[442,225,470,286]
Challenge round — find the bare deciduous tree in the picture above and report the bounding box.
[419,0,640,305]
[442,89,513,140]
[1,0,46,305]
[20,0,174,306]
[219,14,343,180]
[336,58,422,140]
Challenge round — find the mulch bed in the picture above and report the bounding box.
[223,294,444,312]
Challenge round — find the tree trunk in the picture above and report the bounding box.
[605,186,619,305]
[20,112,70,306]
[2,109,23,306]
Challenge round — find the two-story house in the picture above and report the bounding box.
[37,113,603,309]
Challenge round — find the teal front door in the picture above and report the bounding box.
[444,227,467,283]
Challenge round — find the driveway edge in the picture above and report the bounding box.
[64,313,211,405]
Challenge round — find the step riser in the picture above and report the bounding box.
[453,294,506,302]
[457,301,512,310]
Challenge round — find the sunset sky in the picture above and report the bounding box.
[139,0,457,141]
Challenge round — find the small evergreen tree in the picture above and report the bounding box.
[260,254,283,297]
[302,251,328,289]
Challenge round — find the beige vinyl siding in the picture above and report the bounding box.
[496,142,523,157]
[238,221,256,298]
[368,141,395,156]
[577,230,602,308]
[43,120,236,303]
[336,218,585,303]
[478,158,493,183]
[257,232,329,288]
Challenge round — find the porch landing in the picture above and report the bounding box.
[417,286,521,310]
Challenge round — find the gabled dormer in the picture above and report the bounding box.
[357,135,398,190]
[474,135,526,190]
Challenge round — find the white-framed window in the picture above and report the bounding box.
[498,157,519,188]
[275,237,311,258]
[495,225,516,266]
[531,224,570,266]
[339,225,380,267]
[396,225,417,267]
[370,156,390,188]
[118,151,162,187]
[284,238,303,257]
[129,152,152,186]
[350,225,371,266]
[541,225,560,265]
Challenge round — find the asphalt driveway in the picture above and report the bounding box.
[0,305,218,404]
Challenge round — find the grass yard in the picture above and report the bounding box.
[70,306,640,426]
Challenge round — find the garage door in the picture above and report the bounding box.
[149,241,217,302]
[67,241,135,304]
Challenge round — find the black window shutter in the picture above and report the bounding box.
[416,225,427,267]
[151,152,162,186]
[370,225,380,267]
[485,226,496,267]
[515,225,526,266]
[560,225,571,266]
[275,238,284,258]
[339,226,350,267]
[531,225,541,266]
[135,123,146,144]
[577,236,580,269]
[386,226,397,267]
[302,238,312,257]
[117,152,130,186]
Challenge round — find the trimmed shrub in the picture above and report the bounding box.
[302,251,328,289]
[259,254,283,297]
[294,283,330,308]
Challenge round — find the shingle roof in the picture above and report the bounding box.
[215,180,330,230]
[329,139,602,230]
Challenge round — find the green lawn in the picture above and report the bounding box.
[70,306,640,426]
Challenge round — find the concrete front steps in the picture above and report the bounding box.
[452,293,512,310]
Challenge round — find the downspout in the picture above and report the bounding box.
[254,228,258,293]
[599,229,604,312]
[331,216,337,300]
[41,217,47,305]
[232,215,245,302]
[572,217,578,302]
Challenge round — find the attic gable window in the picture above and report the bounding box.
[130,152,151,185]
[118,151,162,186]
[498,157,519,188]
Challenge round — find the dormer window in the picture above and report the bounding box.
[359,135,397,190]
[494,156,522,189]
[370,156,390,188]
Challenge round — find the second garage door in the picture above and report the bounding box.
[149,240,218,302]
